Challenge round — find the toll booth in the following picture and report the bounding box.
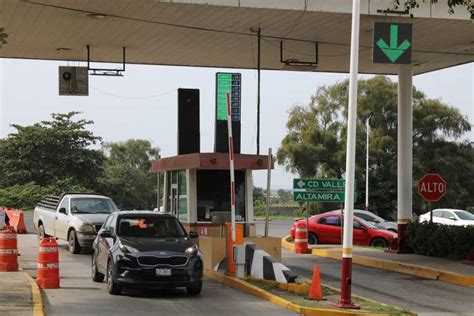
[151,152,272,237]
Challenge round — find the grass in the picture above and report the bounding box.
[245,279,413,315]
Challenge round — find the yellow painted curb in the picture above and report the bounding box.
[204,270,415,316]
[281,235,295,251]
[310,248,474,287]
[20,272,44,316]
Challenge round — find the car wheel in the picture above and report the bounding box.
[370,237,388,248]
[187,281,202,295]
[91,253,104,283]
[37,224,49,240]
[107,260,122,295]
[308,233,318,245]
[68,229,81,254]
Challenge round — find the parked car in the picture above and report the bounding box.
[34,193,118,254]
[91,211,203,296]
[290,211,397,248]
[418,209,474,226]
[353,210,397,233]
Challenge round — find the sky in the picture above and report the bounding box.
[0,59,472,189]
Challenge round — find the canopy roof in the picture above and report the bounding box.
[0,0,472,75]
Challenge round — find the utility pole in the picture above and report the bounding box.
[365,118,370,211]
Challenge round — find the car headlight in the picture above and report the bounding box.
[118,240,137,253]
[79,224,96,233]
[185,245,198,254]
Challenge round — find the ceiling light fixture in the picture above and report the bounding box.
[87,13,107,19]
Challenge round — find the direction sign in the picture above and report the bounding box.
[293,179,355,191]
[417,173,447,202]
[293,191,345,203]
[373,22,412,64]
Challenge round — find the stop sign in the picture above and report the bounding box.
[417,173,447,202]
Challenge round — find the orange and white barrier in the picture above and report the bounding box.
[37,237,60,288]
[0,226,19,271]
[1,207,28,234]
[294,221,308,254]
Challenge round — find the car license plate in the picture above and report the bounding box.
[156,268,172,276]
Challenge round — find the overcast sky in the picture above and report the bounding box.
[0,59,472,189]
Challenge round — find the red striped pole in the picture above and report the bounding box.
[226,92,236,242]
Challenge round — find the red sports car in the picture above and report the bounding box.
[290,211,397,248]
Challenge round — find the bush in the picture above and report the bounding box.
[406,221,474,260]
[0,179,89,210]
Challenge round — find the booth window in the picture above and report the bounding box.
[178,170,188,221]
[166,170,188,222]
[196,170,245,222]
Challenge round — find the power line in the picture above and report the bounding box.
[90,87,176,100]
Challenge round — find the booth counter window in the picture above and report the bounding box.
[166,170,188,222]
[196,170,245,222]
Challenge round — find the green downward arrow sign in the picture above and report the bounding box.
[376,24,411,63]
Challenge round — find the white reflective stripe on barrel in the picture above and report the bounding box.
[0,234,17,239]
[295,228,307,232]
[0,248,18,254]
[294,238,308,243]
[39,247,58,253]
[37,263,59,269]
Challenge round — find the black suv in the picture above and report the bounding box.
[91,211,203,295]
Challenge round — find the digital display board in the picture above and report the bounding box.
[216,72,241,121]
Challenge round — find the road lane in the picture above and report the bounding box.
[18,234,293,316]
[282,250,474,316]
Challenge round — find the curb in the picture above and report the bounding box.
[281,235,474,287]
[20,272,44,316]
[204,270,414,316]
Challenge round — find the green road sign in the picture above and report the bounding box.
[293,191,345,203]
[293,178,351,191]
[373,22,412,64]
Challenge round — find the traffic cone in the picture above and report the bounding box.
[37,237,60,288]
[306,264,324,300]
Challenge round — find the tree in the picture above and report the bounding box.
[277,189,292,204]
[393,1,473,19]
[0,112,104,189]
[99,139,160,209]
[277,76,472,219]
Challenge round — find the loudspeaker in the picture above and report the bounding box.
[178,88,200,155]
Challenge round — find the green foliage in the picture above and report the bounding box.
[0,180,88,210]
[406,221,474,260]
[0,112,104,189]
[277,76,472,219]
[0,28,7,48]
[99,139,160,209]
[393,0,473,19]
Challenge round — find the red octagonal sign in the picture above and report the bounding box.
[417,173,447,202]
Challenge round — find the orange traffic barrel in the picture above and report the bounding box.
[0,226,19,271]
[294,221,308,254]
[37,237,60,288]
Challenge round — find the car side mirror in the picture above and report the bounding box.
[449,216,457,221]
[58,207,67,215]
[100,230,112,238]
[189,231,199,239]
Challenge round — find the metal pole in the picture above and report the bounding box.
[429,202,433,224]
[157,155,161,211]
[337,0,360,309]
[226,93,236,242]
[256,28,261,155]
[365,118,370,211]
[264,148,272,237]
[397,64,413,252]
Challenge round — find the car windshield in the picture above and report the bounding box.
[70,198,117,214]
[454,211,474,221]
[117,216,187,238]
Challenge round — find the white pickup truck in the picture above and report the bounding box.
[34,193,118,254]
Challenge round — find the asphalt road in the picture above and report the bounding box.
[254,219,293,237]
[18,234,293,316]
[282,250,474,316]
